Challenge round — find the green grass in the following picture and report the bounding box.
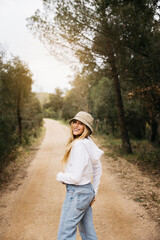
[124,139,160,172]
[0,126,46,186]
[95,133,160,176]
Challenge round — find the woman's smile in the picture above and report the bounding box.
[72,120,84,136]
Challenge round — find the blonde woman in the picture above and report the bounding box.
[57,111,103,240]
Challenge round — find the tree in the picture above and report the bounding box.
[1,57,33,144]
[128,86,160,142]
[43,88,63,118]
[49,88,63,112]
[90,77,118,135]
[27,0,160,152]
[61,73,90,120]
[22,92,43,144]
[0,51,43,167]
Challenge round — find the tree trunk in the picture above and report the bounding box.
[106,36,132,154]
[150,118,158,142]
[17,91,22,144]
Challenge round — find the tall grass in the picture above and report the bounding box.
[96,133,160,175]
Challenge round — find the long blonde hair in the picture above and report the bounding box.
[62,123,91,165]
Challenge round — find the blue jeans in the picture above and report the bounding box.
[57,183,97,240]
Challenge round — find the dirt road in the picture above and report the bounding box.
[0,119,159,240]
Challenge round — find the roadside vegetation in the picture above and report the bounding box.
[0,125,45,189]
[27,0,160,179]
[0,1,160,187]
[96,134,160,178]
[28,0,160,156]
[42,85,160,179]
[0,52,43,177]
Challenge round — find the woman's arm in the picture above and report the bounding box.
[57,141,88,184]
[92,160,102,195]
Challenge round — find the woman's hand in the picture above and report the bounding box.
[90,197,96,206]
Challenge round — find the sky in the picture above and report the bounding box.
[0,0,74,93]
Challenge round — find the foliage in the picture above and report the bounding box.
[22,93,43,144]
[97,134,160,176]
[35,92,50,108]
[62,72,90,120]
[124,99,147,139]
[90,77,118,135]
[43,88,63,119]
[27,0,135,154]
[27,0,160,151]
[0,53,43,167]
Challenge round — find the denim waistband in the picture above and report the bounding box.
[66,182,91,189]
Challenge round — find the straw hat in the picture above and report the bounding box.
[69,111,94,133]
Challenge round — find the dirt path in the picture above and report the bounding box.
[0,119,159,240]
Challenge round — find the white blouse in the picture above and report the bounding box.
[57,137,103,195]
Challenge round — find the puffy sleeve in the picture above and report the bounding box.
[92,160,102,195]
[57,141,88,184]
[87,137,103,195]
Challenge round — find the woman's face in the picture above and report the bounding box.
[72,120,84,137]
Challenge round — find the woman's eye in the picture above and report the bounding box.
[72,121,83,125]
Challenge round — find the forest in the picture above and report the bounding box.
[28,0,160,157]
[0,53,43,170]
[0,0,160,173]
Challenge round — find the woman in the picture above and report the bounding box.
[57,111,103,240]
